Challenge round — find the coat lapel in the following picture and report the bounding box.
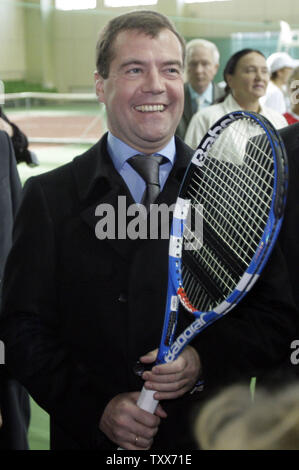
[73,135,137,260]
[73,134,193,260]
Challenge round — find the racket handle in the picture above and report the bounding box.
[137,386,159,414]
[117,387,159,450]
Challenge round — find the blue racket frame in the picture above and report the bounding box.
[156,110,288,365]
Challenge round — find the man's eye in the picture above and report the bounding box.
[166,68,180,75]
[128,68,142,74]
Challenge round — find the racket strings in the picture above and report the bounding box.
[182,265,218,312]
[181,119,276,310]
[189,171,264,262]
[207,151,274,208]
[188,159,273,263]
[182,229,241,311]
[182,240,239,311]
[208,125,274,206]
[183,224,239,288]
[200,152,272,217]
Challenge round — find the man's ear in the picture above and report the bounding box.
[94,71,105,103]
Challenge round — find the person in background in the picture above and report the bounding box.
[278,122,299,312]
[0,130,30,449]
[194,382,299,450]
[261,52,298,114]
[284,66,299,124]
[185,48,287,149]
[0,106,39,167]
[176,39,224,140]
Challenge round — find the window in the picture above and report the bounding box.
[104,0,157,7]
[55,0,97,10]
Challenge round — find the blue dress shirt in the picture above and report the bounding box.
[107,132,176,203]
[188,82,213,114]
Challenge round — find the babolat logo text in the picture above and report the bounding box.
[164,317,206,362]
[0,340,5,364]
[192,114,236,167]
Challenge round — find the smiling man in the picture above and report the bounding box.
[95,28,185,153]
[0,10,202,451]
[0,12,297,452]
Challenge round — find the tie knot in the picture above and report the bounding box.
[128,154,166,186]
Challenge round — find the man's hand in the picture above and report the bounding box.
[99,392,167,450]
[139,346,202,401]
[0,118,13,137]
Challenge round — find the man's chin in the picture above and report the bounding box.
[132,132,174,152]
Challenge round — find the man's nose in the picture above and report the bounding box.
[142,68,165,93]
[195,63,204,74]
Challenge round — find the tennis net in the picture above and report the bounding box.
[3,91,107,145]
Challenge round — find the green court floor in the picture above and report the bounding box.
[28,398,50,450]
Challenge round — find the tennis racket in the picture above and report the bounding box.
[135,110,288,416]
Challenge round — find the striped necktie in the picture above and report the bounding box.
[128,154,166,211]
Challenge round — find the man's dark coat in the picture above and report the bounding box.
[0,134,297,449]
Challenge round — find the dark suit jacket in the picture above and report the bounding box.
[0,132,21,285]
[0,134,297,449]
[279,123,299,310]
[0,107,33,166]
[0,131,30,450]
[176,82,225,140]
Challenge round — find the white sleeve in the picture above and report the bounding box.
[185,113,209,150]
[263,89,286,114]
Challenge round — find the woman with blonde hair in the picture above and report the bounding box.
[195,383,299,450]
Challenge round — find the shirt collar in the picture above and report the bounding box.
[107,132,176,172]
[188,82,213,106]
[227,93,265,114]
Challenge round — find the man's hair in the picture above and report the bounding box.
[186,38,220,65]
[96,10,186,79]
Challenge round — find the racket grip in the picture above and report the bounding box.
[117,387,159,450]
[137,386,159,414]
